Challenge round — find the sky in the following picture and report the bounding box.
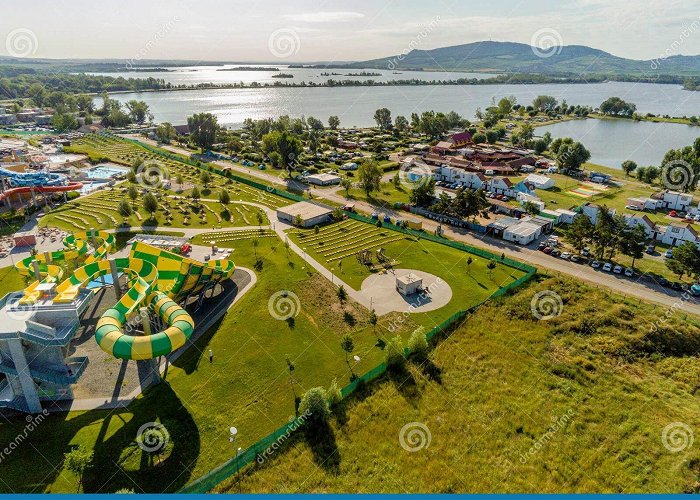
[3,0,700,63]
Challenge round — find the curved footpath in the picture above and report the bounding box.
[119,135,700,317]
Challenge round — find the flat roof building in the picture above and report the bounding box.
[277,201,333,228]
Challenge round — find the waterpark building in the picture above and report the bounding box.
[0,231,235,414]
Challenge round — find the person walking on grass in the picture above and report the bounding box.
[208,349,213,364]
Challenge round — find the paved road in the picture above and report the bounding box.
[120,136,700,316]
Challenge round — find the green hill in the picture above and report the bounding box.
[351,41,700,77]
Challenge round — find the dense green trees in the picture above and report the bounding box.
[261,130,303,171]
[155,122,176,143]
[187,113,218,151]
[599,97,637,117]
[373,108,392,131]
[550,137,591,173]
[666,242,700,279]
[328,115,340,130]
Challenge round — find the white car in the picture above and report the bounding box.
[602,262,613,272]
[591,260,601,269]
[613,265,623,274]
[625,205,641,211]
[560,252,571,260]
[624,268,634,277]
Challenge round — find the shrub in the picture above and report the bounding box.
[327,378,342,406]
[408,327,429,358]
[299,387,330,423]
[385,335,406,370]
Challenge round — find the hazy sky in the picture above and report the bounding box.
[3,0,700,62]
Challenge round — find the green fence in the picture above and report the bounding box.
[180,269,535,493]
[107,135,537,493]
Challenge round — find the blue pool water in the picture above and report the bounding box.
[79,181,108,194]
[86,165,129,179]
[87,273,122,289]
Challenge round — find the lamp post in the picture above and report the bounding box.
[236,447,242,493]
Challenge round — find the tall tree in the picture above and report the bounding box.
[328,115,340,130]
[373,108,392,131]
[187,112,218,151]
[261,130,302,172]
[357,160,382,198]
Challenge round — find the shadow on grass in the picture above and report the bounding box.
[303,420,341,474]
[388,364,421,406]
[0,382,200,493]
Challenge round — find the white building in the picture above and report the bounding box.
[524,174,555,190]
[340,162,358,171]
[581,203,616,225]
[503,221,543,245]
[304,173,341,186]
[435,166,486,189]
[396,273,422,296]
[554,209,578,225]
[657,190,694,211]
[656,224,700,247]
[624,214,657,239]
[518,193,545,211]
[626,197,659,211]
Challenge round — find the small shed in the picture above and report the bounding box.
[396,273,422,296]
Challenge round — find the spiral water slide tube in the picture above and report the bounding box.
[16,237,235,360]
[14,229,116,304]
[0,167,83,202]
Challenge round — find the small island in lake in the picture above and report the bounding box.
[271,73,294,78]
[217,66,280,71]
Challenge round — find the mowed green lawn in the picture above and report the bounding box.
[226,276,700,493]
[0,221,523,492]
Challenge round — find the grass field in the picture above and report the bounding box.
[0,217,524,492]
[224,275,700,493]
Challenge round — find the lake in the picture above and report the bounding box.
[107,81,700,129]
[538,119,700,168]
[89,64,499,86]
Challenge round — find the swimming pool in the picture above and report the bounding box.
[79,181,108,194]
[86,165,129,179]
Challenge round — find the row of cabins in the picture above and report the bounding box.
[627,190,695,212]
[583,202,700,248]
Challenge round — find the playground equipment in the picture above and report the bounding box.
[0,233,235,413]
[0,167,83,204]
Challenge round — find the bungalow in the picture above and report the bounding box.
[626,197,659,211]
[524,174,555,190]
[654,190,693,212]
[554,209,578,225]
[624,214,657,239]
[518,193,545,211]
[581,202,616,224]
[435,165,486,189]
[432,141,454,154]
[657,224,700,247]
[340,162,358,171]
[489,177,536,198]
[448,131,472,148]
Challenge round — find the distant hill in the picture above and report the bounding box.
[350,41,700,77]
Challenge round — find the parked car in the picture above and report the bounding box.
[624,268,634,277]
[570,255,581,263]
[690,283,700,296]
[543,246,553,254]
[613,265,623,274]
[671,282,684,291]
[551,249,561,257]
[591,260,601,269]
[669,210,678,217]
[582,247,590,257]
[560,252,571,260]
[625,205,641,211]
[538,243,547,251]
[602,262,613,272]
[645,245,655,255]
[659,278,670,287]
[664,249,674,258]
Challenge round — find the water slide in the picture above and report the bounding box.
[14,229,116,304]
[0,167,83,202]
[15,237,235,360]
